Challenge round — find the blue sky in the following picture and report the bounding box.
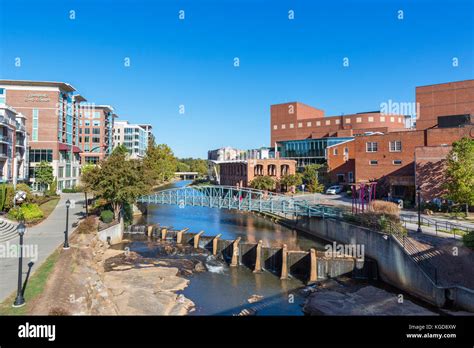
[0,0,473,158]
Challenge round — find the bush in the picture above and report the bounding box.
[0,183,6,211]
[462,231,474,249]
[77,216,97,234]
[368,200,400,217]
[3,184,15,211]
[62,186,82,193]
[16,183,34,202]
[100,210,114,223]
[7,203,44,222]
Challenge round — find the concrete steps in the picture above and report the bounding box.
[0,218,19,243]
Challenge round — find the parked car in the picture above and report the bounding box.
[326,185,344,195]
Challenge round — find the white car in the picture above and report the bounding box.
[326,185,344,195]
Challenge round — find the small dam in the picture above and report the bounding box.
[125,224,377,284]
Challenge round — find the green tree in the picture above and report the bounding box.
[35,161,54,192]
[176,162,191,172]
[82,148,152,219]
[178,158,208,176]
[280,173,303,192]
[143,140,177,185]
[250,176,275,191]
[303,164,325,193]
[443,137,474,215]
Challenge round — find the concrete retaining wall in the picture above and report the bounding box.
[98,219,124,245]
[295,217,447,307]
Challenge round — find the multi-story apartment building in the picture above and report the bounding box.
[0,103,28,184]
[113,121,149,159]
[208,147,243,161]
[79,104,115,164]
[0,80,82,191]
[138,123,153,144]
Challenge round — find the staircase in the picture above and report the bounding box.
[0,218,19,243]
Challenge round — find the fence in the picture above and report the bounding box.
[401,215,473,238]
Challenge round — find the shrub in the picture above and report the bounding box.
[7,203,44,222]
[16,183,34,202]
[0,183,6,211]
[100,210,114,223]
[62,186,82,193]
[47,178,57,196]
[462,231,474,249]
[3,184,15,211]
[77,216,97,234]
[368,200,400,217]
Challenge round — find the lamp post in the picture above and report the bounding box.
[416,185,422,233]
[13,222,26,307]
[63,199,71,249]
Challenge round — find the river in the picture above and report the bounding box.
[129,180,332,315]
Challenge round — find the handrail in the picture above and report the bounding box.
[400,214,473,236]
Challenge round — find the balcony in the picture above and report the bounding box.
[0,134,12,144]
[0,115,15,127]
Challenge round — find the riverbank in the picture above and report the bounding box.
[8,228,195,315]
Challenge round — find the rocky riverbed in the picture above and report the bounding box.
[29,232,199,315]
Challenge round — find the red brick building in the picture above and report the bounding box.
[326,79,474,201]
[219,158,296,189]
[271,102,407,145]
[79,105,115,164]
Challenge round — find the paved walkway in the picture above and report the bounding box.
[0,193,84,302]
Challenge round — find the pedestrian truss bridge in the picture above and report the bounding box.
[137,185,341,218]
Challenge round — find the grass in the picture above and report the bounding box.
[0,249,61,315]
[39,197,60,219]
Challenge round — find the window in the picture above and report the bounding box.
[58,167,64,178]
[337,174,345,183]
[366,142,378,152]
[306,122,312,127]
[32,109,39,141]
[92,136,100,143]
[345,118,351,124]
[369,160,378,165]
[29,149,53,163]
[393,160,402,165]
[85,128,90,134]
[390,117,395,122]
[368,117,374,122]
[93,111,101,118]
[344,147,349,155]
[325,120,330,125]
[335,119,340,124]
[298,122,302,128]
[316,121,321,126]
[0,88,5,104]
[389,140,402,152]
[93,128,100,135]
[85,120,90,126]
[273,125,278,130]
[380,116,385,122]
[281,124,286,129]
[93,120,101,127]
[348,172,354,183]
[333,148,338,155]
[356,117,362,123]
[289,123,294,129]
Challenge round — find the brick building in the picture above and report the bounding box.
[271,102,407,145]
[219,158,296,188]
[326,79,474,201]
[0,80,82,191]
[79,105,115,164]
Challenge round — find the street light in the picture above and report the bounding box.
[63,199,71,249]
[416,185,422,233]
[13,222,26,307]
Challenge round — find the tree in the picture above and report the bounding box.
[303,164,325,193]
[35,161,54,192]
[176,162,191,172]
[143,140,177,185]
[443,137,474,215]
[178,158,208,176]
[82,148,152,219]
[250,176,275,191]
[280,174,303,192]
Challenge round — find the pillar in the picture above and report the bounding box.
[147,225,153,237]
[161,228,167,241]
[193,231,204,249]
[280,244,288,280]
[309,248,318,283]
[212,234,222,256]
[253,240,263,273]
[230,237,241,267]
[176,230,183,244]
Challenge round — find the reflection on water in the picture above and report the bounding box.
[135,180,325,315]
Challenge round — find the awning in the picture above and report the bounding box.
[58,143,82,153]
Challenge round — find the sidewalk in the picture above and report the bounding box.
[403,221,463,240]
[0,193,84,302]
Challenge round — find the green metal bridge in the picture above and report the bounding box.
[137,185,341,218]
